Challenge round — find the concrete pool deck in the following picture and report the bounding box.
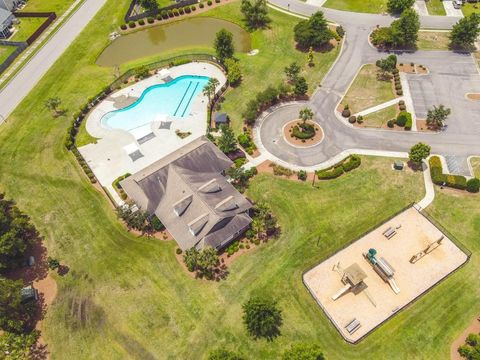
[303,207,468,343]
[79,62,226,204]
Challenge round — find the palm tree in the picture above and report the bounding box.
[426,104,451,129]
[202,78,220,107]
[299,107,314,124]
[45,97,62,116]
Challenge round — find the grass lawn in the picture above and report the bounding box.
[323,0,388,13]
[462,3,480,16]
[1,0,479,358]
[20,0,76,15]
[114,3,340,133]
[362,104,397,128]
[417,31,450,50]
[0,45,17,64]
[342,64,396,114]
[471,157,480,178]
[425,0,446,15]
[10,17,46,42]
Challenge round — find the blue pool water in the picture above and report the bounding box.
[101,75,210,131]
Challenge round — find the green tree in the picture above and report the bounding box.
[44,97,62,117]
[203,78,220,108]
[197,247,219,280]
[225,58,242,86]
[208,349,244,360]
[218,125,237,154]
[294,11,333,49]
[409,142,431,165]
[387,0,414,14]
[0,278,34,333]
[240,0,270,29]
[284,62,301,82]
[214,29,235,62]
[390,9,420,47]
[0,330,39,359]
[282,343,325,360]
[115,204,152,234]
[293,76,308,96]
[242,295,282,339]
[450,14,480,50]
[140,0,158,11]
[183,248,200,272]
[426,105,451,129]
[376,54,397,79]
[299,107,314,124]
[0,195,38,271]
[307,46,314,67]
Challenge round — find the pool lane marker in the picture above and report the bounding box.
[181,81,200,117]
[173,81,193,117]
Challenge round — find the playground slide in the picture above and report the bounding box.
[332,284,352,300]
[388,278,400,294]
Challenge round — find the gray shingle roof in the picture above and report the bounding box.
[121,137,252,250]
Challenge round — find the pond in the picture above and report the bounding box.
[96,17,251,67]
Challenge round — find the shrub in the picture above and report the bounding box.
[466,178,480,193]
[292,123,316,139]
[138,19,145,26]
[156,14,162,20]
[168,9,174,17]
[387,119,395,128]
[399,100,405,105]
[392,68,399,75]
[191,5,196,10]
[316,166,344,180]
[404,113,413,130]
[341,106,351,118]
[270,163,294,177]
[396,89,403,96]
[357,115,364,124]
[128,21,136,28]
[173,9,179,16]
[215,0,220,3]
[428,156,467,190]
[207,0,212,5]
[179,7,184,14]
[395,84,402,91]
[342,155,361,172]
[176,248,183,255]
[348,116,356,124]
[234,157,247,168]
[199,2,204,7]
[297,170,307,181]
[161,9,168,18]
[185,6,191,13]
[336,25,345,38]
[120,24,127,30]
[147,16,154,24]
[399,104,406,111]
[446,174,467,190]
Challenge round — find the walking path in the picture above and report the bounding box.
[0,0,107,121]
[0,0,85,84]
[355,97,403,117]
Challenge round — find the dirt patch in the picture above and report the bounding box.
[283,119,324,147]
[451,316,480,360]
[415,64,428,74]
[397,63,428,75]
[6,239,58,359]
[466,93,480,101]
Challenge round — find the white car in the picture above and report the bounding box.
[453,0,463,9]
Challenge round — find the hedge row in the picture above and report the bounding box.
[316,155,362,180]
[113,173,132,200]
[396,111,412,130]
[429,156,469,191]
[72,148,97,183]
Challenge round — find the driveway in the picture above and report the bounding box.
[0,0,107,121]
[443,1,464,17]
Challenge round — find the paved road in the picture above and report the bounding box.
[257,0,480,174]
[0,0,107,121]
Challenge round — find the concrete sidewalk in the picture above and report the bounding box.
[414,1,429,16]
[443,1,464,17]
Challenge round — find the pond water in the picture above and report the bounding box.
[96,17,251,67]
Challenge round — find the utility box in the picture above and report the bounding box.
[393,161,404,170]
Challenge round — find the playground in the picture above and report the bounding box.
[303,207,468,343]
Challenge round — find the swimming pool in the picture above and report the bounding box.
[101,75,210,131]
